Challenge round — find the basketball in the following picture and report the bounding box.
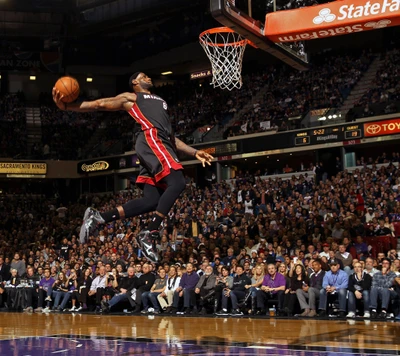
[54,76,80,103]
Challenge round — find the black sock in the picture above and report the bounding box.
[148,214,163,232]
[101,209,119,222]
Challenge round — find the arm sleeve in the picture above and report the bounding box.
[322,273,329,288]
[337,272,349,289]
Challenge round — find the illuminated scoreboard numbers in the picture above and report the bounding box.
[294,135,310,146]
[344,129,362,140]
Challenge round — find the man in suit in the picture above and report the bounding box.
[195,265,216,314]
[296,258,325,317]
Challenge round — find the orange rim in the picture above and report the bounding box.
[199,27,252,47]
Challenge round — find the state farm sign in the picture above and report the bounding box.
[265,0,400,43]
[364,118,400,137]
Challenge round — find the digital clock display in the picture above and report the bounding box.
[344,129,362,139]
[313,129,325,135]
[295,136,310,146]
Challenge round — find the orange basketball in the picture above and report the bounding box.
[54,76,80,103]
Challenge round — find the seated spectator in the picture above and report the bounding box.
[127,263,155,313]
[318,258,349,318]
[335,244,353,276]
[283,263,308,317]
[22,267,40,313]
[70,267,93,312]
[364,257,379,277]
[296,258,325,317]
[58,269,78,311]
[170,262,199,314]
[88,266,107,312]
[370,258,397,319]
[255,263,286,315]
[195,265,217,315]
[159,266,181,312]
[141,268,167,314]
[375,220,392,236]
[217,265,250,316]
[34,268,55,312]
[214,266,233,314]
[4,269,20,310]
[354,236,369,260]
[346,262,372,318]
[101,267,136,312]
[244,264,264,314]
[10,253,25,279]
[51,272,69,312]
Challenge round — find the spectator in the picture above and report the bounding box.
[318,258,349,318]
[127,263,155,313]
[255,263,286,315]
[88,266,107,312]
[141,268,167,314]
[335,245,353,276]
[217,265,251,316]
[34,268,55,312]
[170,262,199,314]
[296,258,325,317]
[369,258,397,319]
[346,262,372,318]
[195,265,217,315]
[159,266,181,312]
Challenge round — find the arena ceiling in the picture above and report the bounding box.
[0,0,399,76]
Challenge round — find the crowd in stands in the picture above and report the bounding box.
[226,50,373,137]
[0,93,27,159]
[0,154,399,319]
[349,48,400,120]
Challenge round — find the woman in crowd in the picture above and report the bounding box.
[71,267,93,311]
[52,272,69,311]
[283,263,309,316]
[245,264,264,314]
[59,268,78,311]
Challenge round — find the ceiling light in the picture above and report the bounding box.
[161,71,173,75]
[29,75,36,81]
[86,77,93,82]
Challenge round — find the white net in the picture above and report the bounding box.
[199,28,248,91]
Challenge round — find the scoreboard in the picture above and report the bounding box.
[294,124,362,146]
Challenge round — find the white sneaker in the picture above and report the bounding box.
[363,312,370,318]
[45,296,52,302]
[387,313,394,319]
[76,306,83,312]
[346,311,355,318]
[69,306,77,312]
[43,307,51,313]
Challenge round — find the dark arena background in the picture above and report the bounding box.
[0,0,400,355]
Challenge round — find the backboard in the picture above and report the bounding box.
[210,0,309,71]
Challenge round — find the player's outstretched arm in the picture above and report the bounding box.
[175,137,214,167]
[52,89,137,112]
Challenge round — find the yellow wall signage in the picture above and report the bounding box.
[81,161,110,172]
[0,162,47,174]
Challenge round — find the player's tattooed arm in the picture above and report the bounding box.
[175,137,214,167]
[52,89,136,112]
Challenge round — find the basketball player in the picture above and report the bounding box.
[52,72,214,262]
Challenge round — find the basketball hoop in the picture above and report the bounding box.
[199,27,251,91]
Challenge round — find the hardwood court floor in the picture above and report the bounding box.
[0,312,399,355]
